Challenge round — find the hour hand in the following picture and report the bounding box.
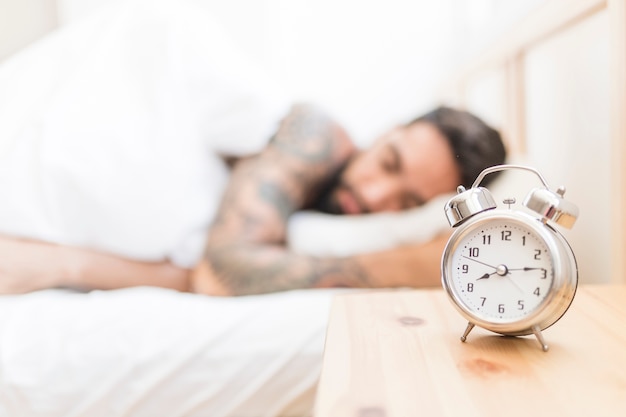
[476,272,495,281]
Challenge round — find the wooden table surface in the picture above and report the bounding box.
[314,285,626,417]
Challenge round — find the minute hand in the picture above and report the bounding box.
[461,256,498,270]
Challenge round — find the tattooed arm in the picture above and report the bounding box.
[192,104,446,296]
[193,104,364,295]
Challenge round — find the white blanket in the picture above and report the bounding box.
[0,0,288,268]
[0,287,350,417]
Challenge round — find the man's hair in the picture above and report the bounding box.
[409,106,506,188]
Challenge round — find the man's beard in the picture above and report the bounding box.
[309,162,348,215]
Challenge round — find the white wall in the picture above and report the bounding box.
[449,0,547,64]
[0,0,57,60]
[524,9,611,284]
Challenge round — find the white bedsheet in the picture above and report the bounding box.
[0,287,349,417]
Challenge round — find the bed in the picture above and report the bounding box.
[0,1,462,415]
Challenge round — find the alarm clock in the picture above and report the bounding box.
[441,164,579,351]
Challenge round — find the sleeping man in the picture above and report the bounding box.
[193,104,505,295]
[0,0,506,296]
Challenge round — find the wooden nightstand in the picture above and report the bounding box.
[314,285,626,417]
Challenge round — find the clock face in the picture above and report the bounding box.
[446,218,555,323]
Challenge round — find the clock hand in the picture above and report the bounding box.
[505,274,525,293]
[461,257,523,293]
[508,267,546,272]
[462,256,497,270]
[463,257,524,292]
[476,272,497,281]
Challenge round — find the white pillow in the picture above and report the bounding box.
[287,193,453,257]
[287,159,537,258]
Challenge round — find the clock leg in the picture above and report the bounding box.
[532,325,549,352]
[460,322,475,342]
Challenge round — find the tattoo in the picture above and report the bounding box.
[270,104,335,162]
[258,180,296,222]
[205,103,357,294]
[314,258,372,288]
[206,244,371,295]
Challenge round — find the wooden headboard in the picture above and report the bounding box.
[439,0,625,285]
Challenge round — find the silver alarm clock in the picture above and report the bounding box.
[441,165,579,351]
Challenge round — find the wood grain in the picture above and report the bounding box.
[314,285,626,417]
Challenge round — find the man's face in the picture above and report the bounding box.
[318,121,461,215]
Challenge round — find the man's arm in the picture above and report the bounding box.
[0,235,189,294]
[195,104,446,296]
[193,233,448,296]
